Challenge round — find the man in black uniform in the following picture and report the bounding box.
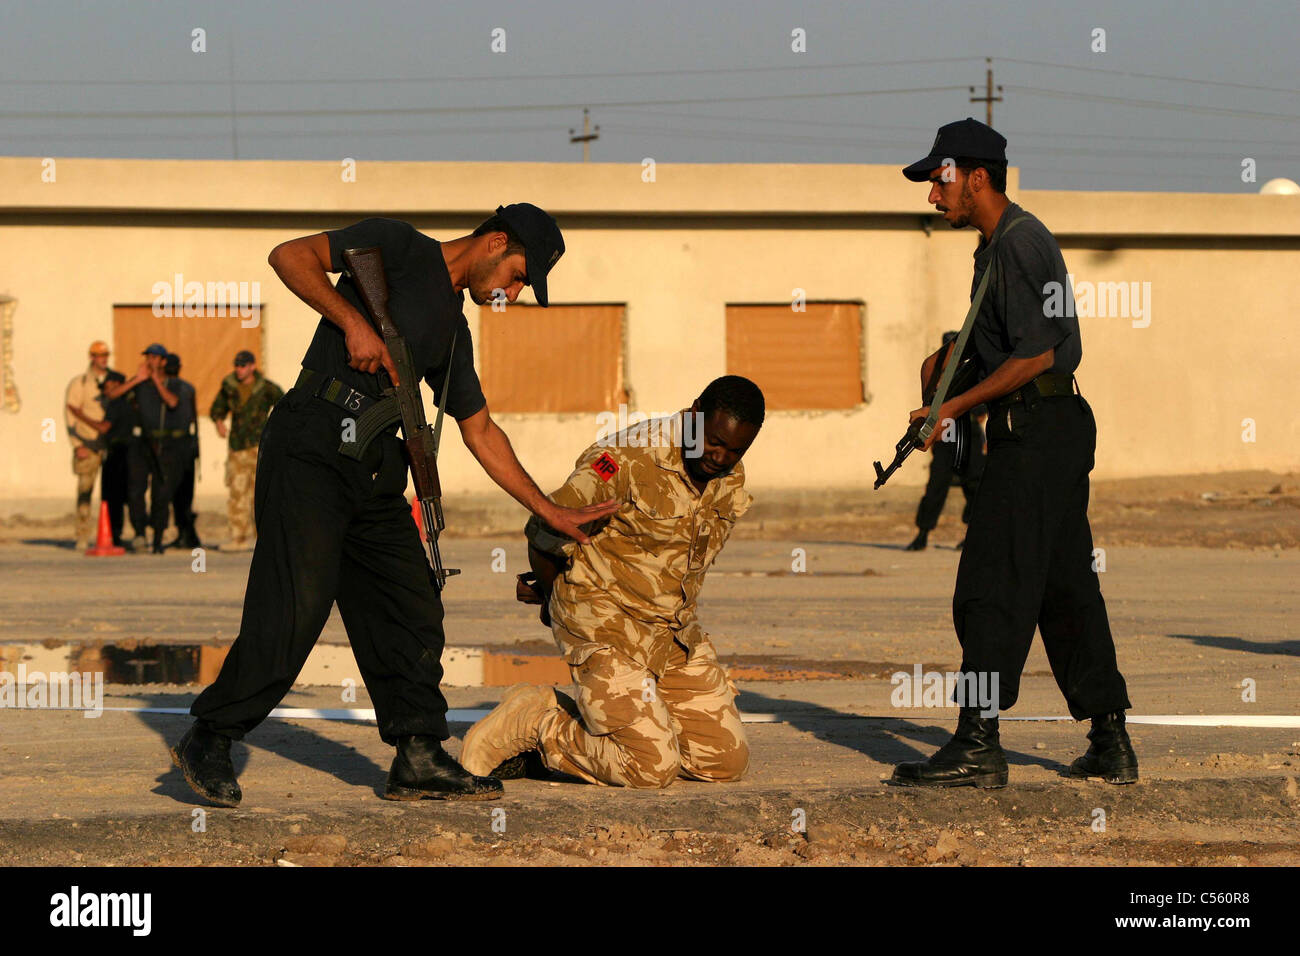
[891,119,1136,788]
[172,205,618,806]
[905,330,986,552]
[117,344,180,553]
[163,352,201,550]
[100,363,136,548]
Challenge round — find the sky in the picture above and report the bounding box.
[1,0,1297,192]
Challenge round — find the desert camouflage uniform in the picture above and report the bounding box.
[532,414,753,788]
[65,365,108,543]
[211,371,283,544]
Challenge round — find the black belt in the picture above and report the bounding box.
[296,368,380,415]
[993,371,1077,409]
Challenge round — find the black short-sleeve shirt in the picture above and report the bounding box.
[101,369,136,441]
[136,380,169,433]
[164,378,197,431]
[299,218,487,421]
[968,203,1081,380]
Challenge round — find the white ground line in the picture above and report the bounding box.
[39,706,1300,729]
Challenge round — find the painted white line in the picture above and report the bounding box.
[62,705,784,724]
[1004,714,1300,728]
[37,707,1300,730]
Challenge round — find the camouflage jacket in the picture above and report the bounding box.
[210,371,284,451]
[542,413,753,676]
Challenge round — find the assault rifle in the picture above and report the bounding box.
[872,346,979,490]
[340,246,460,591]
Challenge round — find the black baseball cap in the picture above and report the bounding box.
[903,117,1008,182]
[494,203,564,307]
[234,350,255,366]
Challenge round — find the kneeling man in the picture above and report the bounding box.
[462,376,765,788]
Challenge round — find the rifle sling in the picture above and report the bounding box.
[919,214,1029,442]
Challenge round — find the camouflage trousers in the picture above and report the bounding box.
[225,447,259,543]
[536,628,749,789]
[72,448,104,542]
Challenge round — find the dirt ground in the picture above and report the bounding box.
[1,469,1298,867]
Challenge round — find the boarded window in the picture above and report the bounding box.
[479,304,627,413]
[112,305,264,419]
[726,302,864,410]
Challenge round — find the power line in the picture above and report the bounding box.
[602,105,1300,149]
[0,85,970,121]
[0,57,983,88]
[1007,84,1300,124]
[997,57,1300,97]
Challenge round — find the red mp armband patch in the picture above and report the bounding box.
[591,452,620,482]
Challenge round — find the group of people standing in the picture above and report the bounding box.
[63,343,281,554]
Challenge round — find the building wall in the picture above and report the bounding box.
[0,157,1296,514]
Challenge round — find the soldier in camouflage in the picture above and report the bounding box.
[210,350,283,551]
[462,375,765,788]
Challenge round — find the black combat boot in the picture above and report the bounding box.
[1069,711,1139,784]
[892,708,1009,788]
[904,529,929,551]
[150,529,166,554]
[384,735,503,801]
[170,723,242,807]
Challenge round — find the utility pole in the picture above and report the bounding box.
[969,58,1003,127]
[569,108,599,162]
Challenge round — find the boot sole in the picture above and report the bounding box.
[892,773,1008,789]
[381,786,502,802]
[1069,766,1139,785]
[169,744,241,808]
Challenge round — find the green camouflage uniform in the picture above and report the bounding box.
[210,371,283,543]
[531,413,753,788]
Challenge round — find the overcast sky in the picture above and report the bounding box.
[2,0,1296,192]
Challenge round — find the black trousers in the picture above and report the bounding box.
[915,426,984,530]
[102,442,131,544]
[126,441,153,539]
[172,456,196,536]
[148,439,189,536]
[953,394,1130,720]
[191,387,449,745]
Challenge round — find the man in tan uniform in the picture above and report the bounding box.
[210,350,284,551]
[462,375,765,788]
[64,341,114,549]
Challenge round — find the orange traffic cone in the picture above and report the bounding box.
[410,496,423,535]
[85,500,125,556]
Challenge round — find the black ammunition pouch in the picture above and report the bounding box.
[295,368,401,460]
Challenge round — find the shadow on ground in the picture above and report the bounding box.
[1169,633,1299,657]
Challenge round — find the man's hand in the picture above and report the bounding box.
[540,499,620,545]
[133,362,149,383]
[74,446,91,460]
[215,420,228,439]
[344,323,400,386]
[908,403,959,452]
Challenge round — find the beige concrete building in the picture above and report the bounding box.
[1,156,1297,522]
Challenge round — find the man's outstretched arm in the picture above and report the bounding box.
[457,406,617,544]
